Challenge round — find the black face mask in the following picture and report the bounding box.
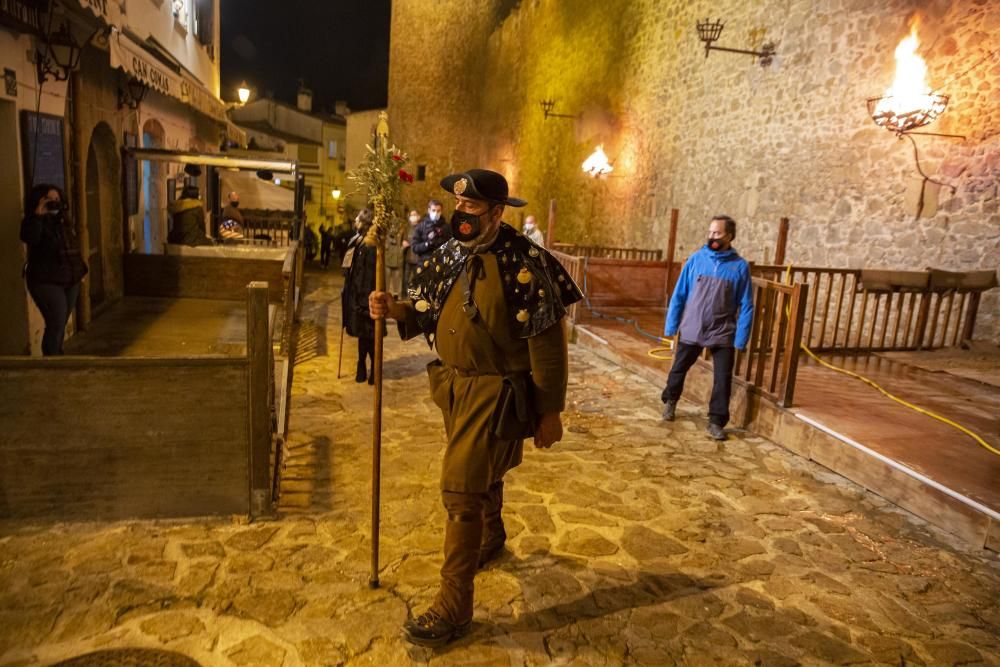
[451,209,483,243]
[44,200,64,214]
[230,201,239,208]
[708,237,726,251]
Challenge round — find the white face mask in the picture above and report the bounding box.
[428,210,440,222]
[409,215,420,224]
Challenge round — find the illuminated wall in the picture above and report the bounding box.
[389,0,999,339]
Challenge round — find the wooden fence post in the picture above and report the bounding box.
[781,282,809,407]
[664,208,679,305]
[960,291,981,344]
[247,281,272,518]
[774,217,789,265]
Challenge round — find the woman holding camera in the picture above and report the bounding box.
[20,184,88,355]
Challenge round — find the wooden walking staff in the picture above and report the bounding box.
[346,111,409,589]
[336,324,345,378]
[367,118,389,590]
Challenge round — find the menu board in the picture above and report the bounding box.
[20,111,66,192]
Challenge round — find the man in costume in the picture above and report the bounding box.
[369,169,582,647]
[661,214,753,441]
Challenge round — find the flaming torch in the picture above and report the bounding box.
[582,145,614,177]
[867,21,949,135]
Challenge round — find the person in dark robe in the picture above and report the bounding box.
[342,208,384,383]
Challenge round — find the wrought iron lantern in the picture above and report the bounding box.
[539,99,577,121]
[581,145,613,178]
[866,93,949,136]
[696,19,776,67]
[36,21,83,84]
[117,77,149,110]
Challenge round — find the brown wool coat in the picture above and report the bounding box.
[400,252,568,493]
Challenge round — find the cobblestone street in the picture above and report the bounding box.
[1,268,999,666]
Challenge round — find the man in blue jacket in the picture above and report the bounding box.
[662,215,754,440]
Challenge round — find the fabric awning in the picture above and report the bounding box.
[108,28,228,124]
[220,170,295,211]
[223,118,247,147]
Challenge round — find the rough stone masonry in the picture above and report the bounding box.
[387,0,999,340]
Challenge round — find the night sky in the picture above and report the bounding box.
[220,0,391,112]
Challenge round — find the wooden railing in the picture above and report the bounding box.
[734,277,809,407]
[239,210,298,247]
[550,249,584,323]
[752,265,993,352]
[552,243,663,262]
[279,240,302,356]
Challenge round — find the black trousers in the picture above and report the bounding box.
[356,335,374,372]
[661,341,735,426]
[27,281,80,356]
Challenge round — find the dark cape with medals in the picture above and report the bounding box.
[406,223,583,344]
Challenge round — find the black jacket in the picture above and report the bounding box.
[341,236,385,339]
[167,198,212,246]
[20,213,88,286]
[411,215,450,261]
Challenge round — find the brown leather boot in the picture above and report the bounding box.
[403,493,484,647]
[479,481,506,568]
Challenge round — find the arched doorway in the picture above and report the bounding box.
[141,119,165,254]
[84,122,118,310]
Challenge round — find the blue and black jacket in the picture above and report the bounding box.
[664,245,754,350]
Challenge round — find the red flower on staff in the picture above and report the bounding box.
[392,154,403,162]
[398,169,414,182]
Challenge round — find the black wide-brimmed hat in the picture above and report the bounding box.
[440,169,526,207]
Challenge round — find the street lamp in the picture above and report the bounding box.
[237,81,250,104]
[36,21,84,84]
[331,188,341,200]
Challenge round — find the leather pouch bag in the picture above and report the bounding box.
[490,373,536,441]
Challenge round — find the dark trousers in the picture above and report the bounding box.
[356,335,375,375]
[661,341,735,426]
[27,281,80,356]
[402,262,417,293]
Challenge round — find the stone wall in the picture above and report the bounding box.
[386,0,500,212]
[388,0,999,340]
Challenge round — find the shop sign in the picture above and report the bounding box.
[0,0,45,33]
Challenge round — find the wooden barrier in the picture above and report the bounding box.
[553,243,663,262]
[752,265,995,352]
[124,253,285,303]
[0,284,277,520]
[549,250,584,323]
[734,278,809,407]
[580,258,671,309]
[240,209,297,246]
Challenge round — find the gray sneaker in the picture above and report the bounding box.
[706,423,727,441]
[662,400,677,422]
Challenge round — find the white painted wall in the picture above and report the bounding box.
[231,99,323,144]
[0,28,71,356]
[121,0,220,93]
